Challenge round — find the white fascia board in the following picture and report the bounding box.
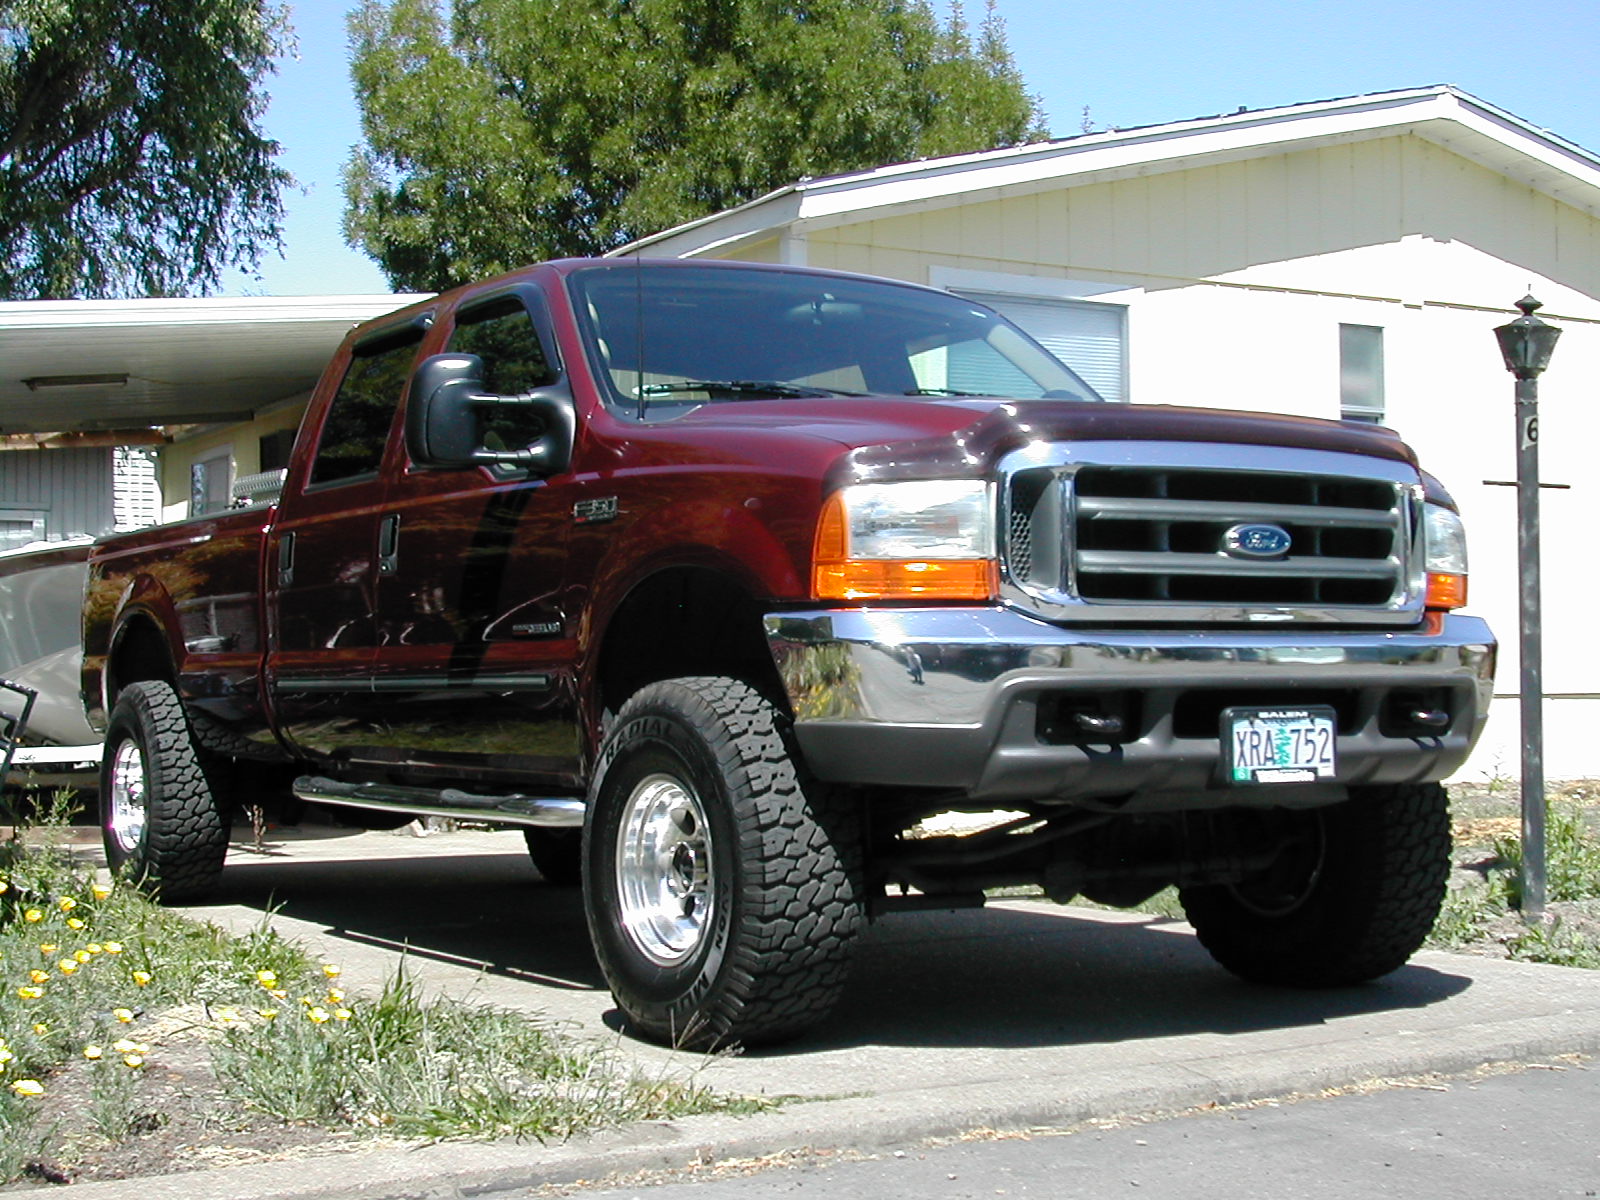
[611,187,803,258]
[0,293,431,333]
[625,87,1600,252]
[794,91,1486,222]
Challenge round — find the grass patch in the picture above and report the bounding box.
[0,804,759,1183]
[1429,797,1600,969]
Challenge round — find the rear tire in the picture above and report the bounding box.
[1179,783,1450,986]
[523,827,582,885]
[100,680,230,902]
[583,676,863,1049]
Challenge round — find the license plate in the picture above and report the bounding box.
[1222,705,1337,784]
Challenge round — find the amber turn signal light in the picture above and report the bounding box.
[1425,572,1467,610]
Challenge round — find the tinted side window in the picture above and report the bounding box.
[445,300,556,452]
[310,336,420,486]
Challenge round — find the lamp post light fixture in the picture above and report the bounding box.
[1493,294,1562,923]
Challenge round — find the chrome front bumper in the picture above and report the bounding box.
[764,607,1497,805]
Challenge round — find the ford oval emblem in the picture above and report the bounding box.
[1223,523,1292,559]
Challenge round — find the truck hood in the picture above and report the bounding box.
[673,395,1417,484]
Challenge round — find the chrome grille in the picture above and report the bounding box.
[1003,449,1420,623]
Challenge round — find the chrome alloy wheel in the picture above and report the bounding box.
[615,773,714,967]
[106,739,149,855]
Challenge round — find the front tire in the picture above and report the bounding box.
[1179,782,1451,987]
[583,677,863,1049]
[100,680,230,902]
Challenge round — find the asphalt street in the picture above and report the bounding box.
[556,1059,1600,1199]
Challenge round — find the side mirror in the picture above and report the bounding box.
[405,353,575,476]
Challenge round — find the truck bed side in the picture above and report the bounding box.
[82,505,276,753]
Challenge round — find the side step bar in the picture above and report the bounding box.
[292,776,585,828]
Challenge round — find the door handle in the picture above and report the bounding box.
[277,531,295,588]
[378,514,401,576]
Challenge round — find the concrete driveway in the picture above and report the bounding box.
[84,821,1600,1200]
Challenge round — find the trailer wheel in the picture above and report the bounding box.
[523,827,582,885]
[100,680,230,902]
[583,676,863,1049]
[1179,782,1450,986]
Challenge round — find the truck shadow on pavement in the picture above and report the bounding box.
[197,839,1472,1054]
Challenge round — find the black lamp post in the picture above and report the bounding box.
[1493,294,1561,922]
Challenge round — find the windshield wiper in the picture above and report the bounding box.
[639,379,862,400]
[906,386,985,397]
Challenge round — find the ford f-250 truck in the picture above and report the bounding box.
[81,258,1496,1048]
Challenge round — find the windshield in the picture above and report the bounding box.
[568,263,1103,417]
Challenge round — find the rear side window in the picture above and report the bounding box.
[445,298,557,453]
[309,334,421,487]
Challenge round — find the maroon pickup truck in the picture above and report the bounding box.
[82,258,1496,1047]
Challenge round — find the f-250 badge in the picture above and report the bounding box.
[573,496,619,524]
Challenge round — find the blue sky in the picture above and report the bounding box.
[229,0,1600,297]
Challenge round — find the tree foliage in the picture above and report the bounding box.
[344,0,1046,292]
[0,0,289,299]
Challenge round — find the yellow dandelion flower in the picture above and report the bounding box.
[31,1024,47,1037]
[83,1045,104,1060]
[102,942,123,954]
[306,1006,330,1024]
[132,971,151,987]
[91,883,113,901]
[66,918,85,930]
[58,960,79,975]
[27,969,48,984]
[325,988,345,1004]
[38,943,57,956]
[122,1055,144,1068]
[321,964,341,979]
[17,986,43,1000]
[258,1009,279,1021]
[0,877,9,893]
[74,949,92,963]
[23,908,42,923]
[333,1008,352,1022]
[11,1080,43,1097]
[254,969,278,987]
[112,1008,134,1023]
[86,944,103,955]
[57,897,76,913]
[0,1048,14,1065]
[267,988,287,1000]
[110,1039,139,1054]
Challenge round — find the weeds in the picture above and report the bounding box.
[1429,795,1600,967]
[0,806,755,1183]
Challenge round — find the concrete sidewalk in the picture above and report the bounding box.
[58,825,1600,1200]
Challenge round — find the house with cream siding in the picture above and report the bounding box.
[1,85,1594,780]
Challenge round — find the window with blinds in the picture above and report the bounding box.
[956,290,1128,402]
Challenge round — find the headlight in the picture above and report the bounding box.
[1422,502,1467,609]
[813,480,998,601]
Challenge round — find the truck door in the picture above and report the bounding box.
[266,317,432,764]
[367,286,581,791]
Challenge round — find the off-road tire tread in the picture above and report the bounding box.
[101,680,230,903]
[1180,782,1450,987]
[586,676,863,1049]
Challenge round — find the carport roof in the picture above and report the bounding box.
[0,292,427,439]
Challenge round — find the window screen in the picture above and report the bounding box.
[956,291,1125,402]
[1339,324,1385,424]
[309,334,421,486]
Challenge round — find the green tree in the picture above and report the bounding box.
[345,0,1046,292]
[0,0,289,299]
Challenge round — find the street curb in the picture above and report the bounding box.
[55,1007,1600,1200]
